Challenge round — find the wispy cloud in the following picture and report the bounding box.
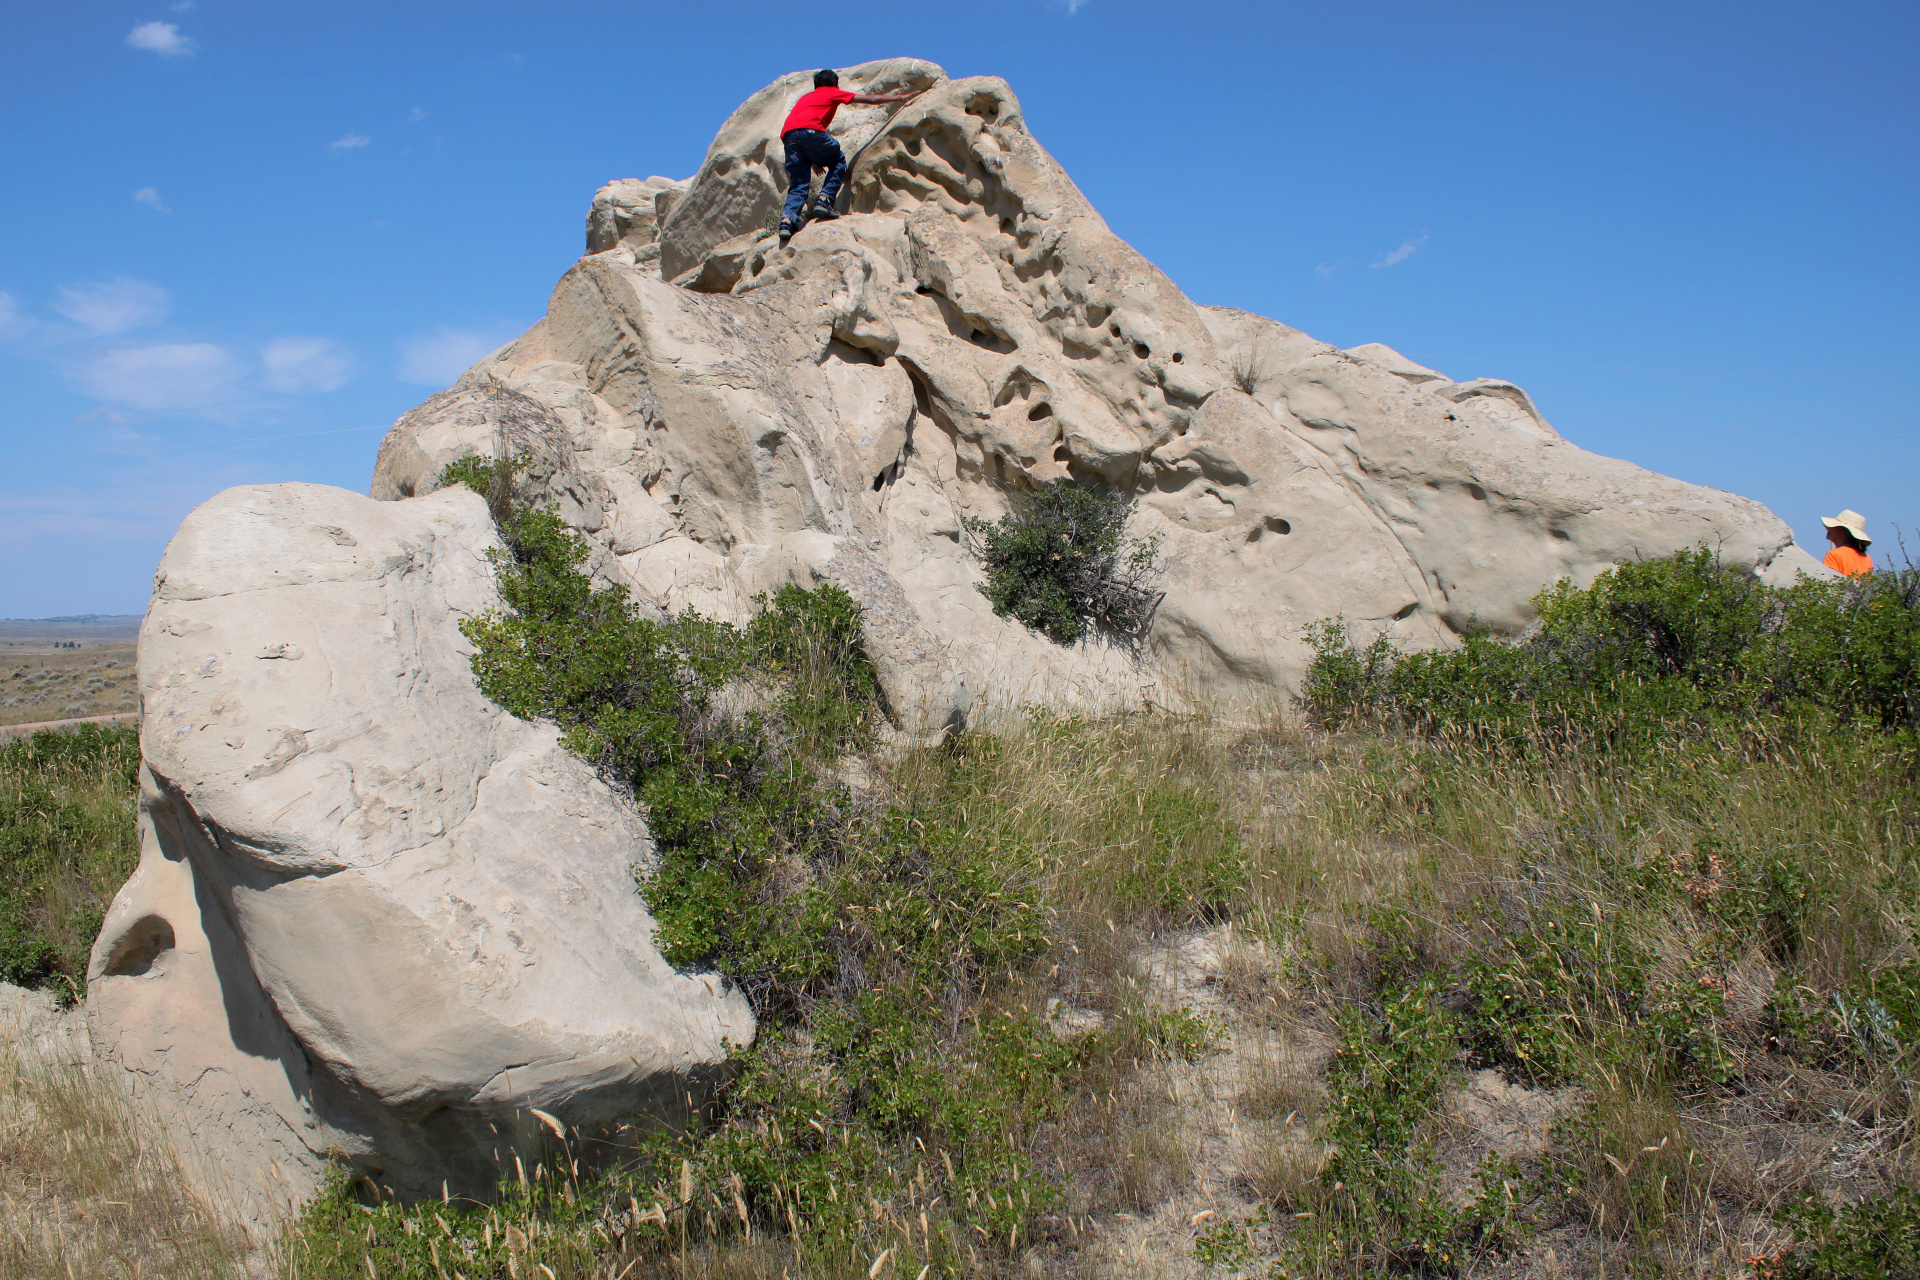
[397,327,520,387]
[261,337,352,393]
[407,106,428,123]
[1316,260,1347,278]
[1064,0,1091,11]
[126,21,195,58]
[52,278,169,336]
[170,0,195,10]
[328,134,372,151]
[1371,233,1429,269]
[0,292,26,339]
[132,187,170,212]
[74,343,245,411]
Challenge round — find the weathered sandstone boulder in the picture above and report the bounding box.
[375,64,1825,726]
[91,483,749,1219]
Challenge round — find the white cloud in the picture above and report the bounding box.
[52,278,169,335]
[1371,233,1429,269]
[328,134,372,151]
[1064,0,1090,10]
[75,343,244,411]
[132,187,170,212]
[397,327,518,386]
[170,0,195,10]
[126,21,195,58]
[261,337,352,393]
[407,106,428,123]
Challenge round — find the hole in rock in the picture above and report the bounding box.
[1109,325,1123,339]
[102,914,175,977]
[906,136,923,156]
[1393,602,1419,621]
[1053,444,1073,465]
[1085,305,1111,327]
[1000,217,1016,236]
[1552,528,1572,542]
[1134,343,1151,360]
[1466,483,1488,502]
[965,328,1015,354]
[915,284,934,295]
[1027,402,1053,422]
[1247,516,1292,542]
[1171,352,1184,363]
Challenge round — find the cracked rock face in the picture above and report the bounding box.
[376,61,1824,726]
[90,484,749,1220]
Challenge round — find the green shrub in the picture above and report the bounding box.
[1758,1185,1920,1280]
[439,450,530,525]
[454,501,1092,1267]
[964,482,1162,645]
[1301,546,1920,746]
[1303,978,1519,1275]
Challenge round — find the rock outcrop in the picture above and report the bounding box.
[100,59,1830,1218]
[375,59,1825,727]
[91,484,749,1219]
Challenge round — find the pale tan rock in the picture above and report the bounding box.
[89,483,749,1221]
[657,58,947,282]
[375,68,1820,721]
[1343,342,1451,385]
[586,175,688,262]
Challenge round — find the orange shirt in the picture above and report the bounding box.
[1824,546,1874,577]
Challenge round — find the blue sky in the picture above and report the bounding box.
[2,0,1914,616]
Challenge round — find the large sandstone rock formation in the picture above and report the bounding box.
[90,484,749,1219]
[374,59,1825,729]
[99,59,1827,1219]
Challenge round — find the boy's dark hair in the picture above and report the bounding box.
[814,69,839,88]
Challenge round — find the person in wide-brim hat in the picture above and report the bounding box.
[1821,509,1874,577]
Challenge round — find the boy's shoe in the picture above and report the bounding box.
[777,222,794,248]
[810,207,841,222]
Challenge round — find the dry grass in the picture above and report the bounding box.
[0,1037,249,1278]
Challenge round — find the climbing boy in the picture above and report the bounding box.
[778,70,924,247]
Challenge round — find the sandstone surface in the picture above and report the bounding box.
[90,483,749,1219]
[375,62,1828,727]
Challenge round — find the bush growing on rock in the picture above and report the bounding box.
[963,483,1163,646]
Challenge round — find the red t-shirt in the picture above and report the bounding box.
[782,86,856,135]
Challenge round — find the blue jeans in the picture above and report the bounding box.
[780,129,847,228]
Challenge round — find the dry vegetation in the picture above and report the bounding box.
[0,1037,247,1279]
[1,643,139,727]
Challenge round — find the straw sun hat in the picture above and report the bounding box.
[1821,509,1872,545]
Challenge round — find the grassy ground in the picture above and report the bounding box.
[1,643,139,727]
[259,707,1916,1279]
[0,724,141,993]
[0,634,1913,1276]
